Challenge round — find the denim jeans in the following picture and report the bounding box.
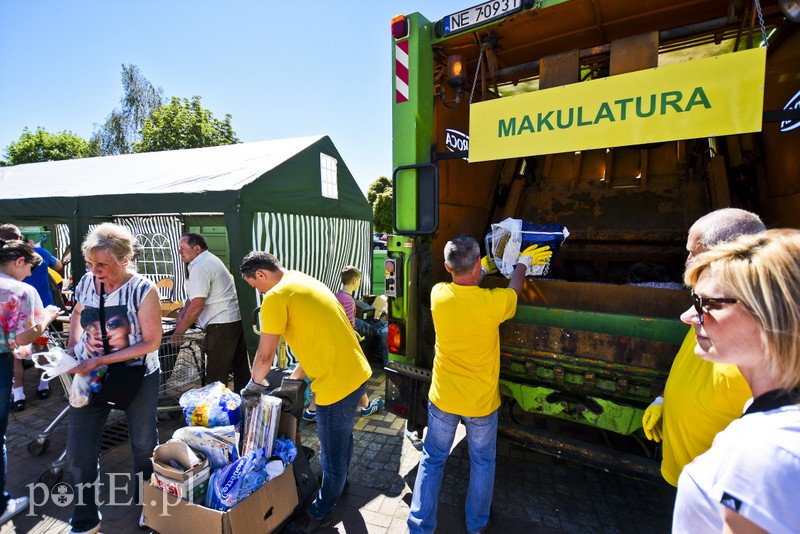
[0,353,13,512]
[408,401,498,534]
[307,383,365,519]
[66,370,159,531]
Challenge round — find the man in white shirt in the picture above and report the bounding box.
[170,233,250,391]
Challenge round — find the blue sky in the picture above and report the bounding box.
[0,1,469,193]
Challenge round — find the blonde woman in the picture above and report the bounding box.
[65,223,161,534]
[673,229,800,533]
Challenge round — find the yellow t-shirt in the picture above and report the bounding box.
[260,271,371,406]
[661,328,752,486]
[429,282,518,417]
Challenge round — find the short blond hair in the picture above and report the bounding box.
[82,223,138,266]
[685,229,800,391]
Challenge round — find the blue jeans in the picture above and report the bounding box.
[307,383,365,519]
[0,353,13,512]
[408,401,498,534]
[66,370,159,531]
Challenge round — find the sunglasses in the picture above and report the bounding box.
[691,291,739,325]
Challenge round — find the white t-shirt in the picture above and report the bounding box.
[74,272,160,375]
[187,250,241,328]
[673,402,800,534]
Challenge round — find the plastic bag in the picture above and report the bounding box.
[485,217,569,278]
[69,373,92,408]
[179,381,242,429]
[172,425,240,471]
[205,447,274,511]
[33,346,78,381]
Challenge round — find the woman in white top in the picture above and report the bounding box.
[673,228,800,534]
[65,223,162,534]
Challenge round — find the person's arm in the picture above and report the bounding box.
[171,297,206,336]
[252,332,280,384]
[507,263,527,295]
[722,508,768,534]
[70,288,162,374]
[15,306,61,347]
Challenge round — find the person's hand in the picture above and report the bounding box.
[642,396,664,442]
[168,334,182,348]
[13,345,32,360]
[240,378,269,409]
[480,255,498,275]
[43,305,62,324]
[520,244,553,266]
[70,357,100,377]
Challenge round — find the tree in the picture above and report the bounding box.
[367,176,393,233]
[2,127,99,166]
[93,64,164,155]
[133,96,239,153]
[366,176,392,205]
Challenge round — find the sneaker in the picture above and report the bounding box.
[302,409,317,422]
[70,525,100,534]
[0,496,29,525]
[360,398,383,417]
[11,399,25,412]
[37,388,51,400]
[284,512,333,534]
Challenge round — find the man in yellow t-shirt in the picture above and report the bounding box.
[239,251,371,533]
[642,208,763,485]
[408,235,528,534]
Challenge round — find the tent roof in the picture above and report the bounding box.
[0,136,324,199]
[0,136,372,221]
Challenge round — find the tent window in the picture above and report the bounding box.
[135,232,175,292]
[320,153,338,199]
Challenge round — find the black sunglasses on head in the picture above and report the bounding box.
[691,290,739,325]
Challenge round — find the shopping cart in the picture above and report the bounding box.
[30,326,207,488]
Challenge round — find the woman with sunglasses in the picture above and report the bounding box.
[673,228,800,533]
[0,239,61,525]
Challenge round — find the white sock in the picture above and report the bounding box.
[38,379,50,391]
[12,387,25,401]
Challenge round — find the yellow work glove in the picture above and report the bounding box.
[520,244,553,266]
[480,255,498,275]
[642,396,664,442]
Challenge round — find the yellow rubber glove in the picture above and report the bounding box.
[520,244,553,266]
[642,396,664,442]
[480,255,498,275]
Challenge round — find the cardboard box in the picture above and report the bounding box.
[151,440,211,504]
[144,414,299,534]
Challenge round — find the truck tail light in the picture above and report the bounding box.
[387,322,403,354]
[391,15,408,39]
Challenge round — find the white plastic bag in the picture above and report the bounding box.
[70,373,92,408]
[33,346,78,381]
[486,217,570,278]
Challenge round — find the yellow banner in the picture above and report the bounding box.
[468,48,766,162]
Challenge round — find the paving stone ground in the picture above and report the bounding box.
[2,363,675,533]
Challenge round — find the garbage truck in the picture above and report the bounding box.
[383,0,800,479]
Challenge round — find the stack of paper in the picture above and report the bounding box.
[242,395,283,456]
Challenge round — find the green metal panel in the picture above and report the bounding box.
[511,305,688,345]
[500,379,645,435]
[392,13,435,232]
[188,223,230,271]
[372,250,386,296]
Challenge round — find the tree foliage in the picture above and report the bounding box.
[133,96,239,153]
[2,127,99,166]
[93,64,164,155]
[367,176,393,234]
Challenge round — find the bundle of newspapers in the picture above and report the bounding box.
[242,394,283,456]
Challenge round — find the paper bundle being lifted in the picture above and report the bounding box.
[242,395,283,457]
